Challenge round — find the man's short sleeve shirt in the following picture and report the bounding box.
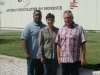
[55,22,86,63]
[21,21,46,59]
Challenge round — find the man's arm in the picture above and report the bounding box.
[22,39,31,60]
[81,42,86,66]
[57,43,61,66]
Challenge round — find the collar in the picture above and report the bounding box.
[63,21,75,28]
[33,20,43,26]
[45,26,55,30]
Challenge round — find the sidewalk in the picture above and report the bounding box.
[0,55,99,75]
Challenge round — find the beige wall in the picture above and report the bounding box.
[0,0,100,30]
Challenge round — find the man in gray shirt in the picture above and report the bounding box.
[21,10,46,75]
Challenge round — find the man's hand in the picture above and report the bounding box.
[26,53,31,60]
[40,55,45,64]
[58,57,62,66]
[22,40,31,60]
[81,58,85,66]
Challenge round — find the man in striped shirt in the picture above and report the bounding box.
[55,10,86,75]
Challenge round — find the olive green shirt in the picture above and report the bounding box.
[38,26,59,59]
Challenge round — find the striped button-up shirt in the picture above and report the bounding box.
[55,22,86,63]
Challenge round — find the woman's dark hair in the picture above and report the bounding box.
[46,13,55,20]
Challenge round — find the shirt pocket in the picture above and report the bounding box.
[43,32,51,41]
[31,30,39,36]
[60,32,66,45]
[31,31,35,36]
[60,31,66,40]
[69,33,79,40]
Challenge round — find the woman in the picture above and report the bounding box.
[38,13,59,75]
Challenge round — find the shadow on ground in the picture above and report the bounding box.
[83,63,100,70]
[0,38,20,44]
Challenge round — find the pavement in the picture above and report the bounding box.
[0,55,99,75]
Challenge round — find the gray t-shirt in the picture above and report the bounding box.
[21,21,46,59]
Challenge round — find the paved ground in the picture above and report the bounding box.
[0,55,97,75]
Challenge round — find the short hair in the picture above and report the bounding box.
[46,13,55,20]
[63,10,74,19]
[33,10,42,15]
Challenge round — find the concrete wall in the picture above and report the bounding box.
[0,55,100,75]
[0,0,100,30]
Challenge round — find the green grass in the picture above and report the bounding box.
[82,31,100,70]
[0,32,25,58]
[0,31,100,70]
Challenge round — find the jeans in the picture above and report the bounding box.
[27,59,44,75]
[44,58,58,75]
[61,61,80,75]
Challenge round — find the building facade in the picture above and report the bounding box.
[0,0,100,30]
